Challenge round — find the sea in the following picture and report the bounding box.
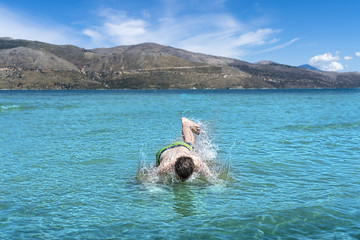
[0,89,359,239]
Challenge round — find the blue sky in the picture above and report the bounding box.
[0,0,359,72]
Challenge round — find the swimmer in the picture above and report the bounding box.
[156,117,212,182]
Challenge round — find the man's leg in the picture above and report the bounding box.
[181,117,200,145]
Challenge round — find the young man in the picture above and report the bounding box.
[156,117,212,182]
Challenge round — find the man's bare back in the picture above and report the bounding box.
[156,117,212,181]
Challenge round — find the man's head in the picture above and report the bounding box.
[174,156,195,182]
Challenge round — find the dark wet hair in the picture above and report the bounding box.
[174,156,195,182]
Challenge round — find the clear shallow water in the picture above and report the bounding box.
[1,89,359,239]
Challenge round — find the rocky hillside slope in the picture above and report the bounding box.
[0,38,359,89]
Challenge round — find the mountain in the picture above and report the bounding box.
[298,64,321,71]
[255,60,278,65]
[1,38,360,89]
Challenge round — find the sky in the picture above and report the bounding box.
[0,0,360,72]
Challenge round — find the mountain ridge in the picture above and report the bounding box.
[0,38,359,89]
[298,64,321,71]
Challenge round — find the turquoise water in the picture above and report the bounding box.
[1,89,360,239]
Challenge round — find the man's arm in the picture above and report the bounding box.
[181,117,200,145]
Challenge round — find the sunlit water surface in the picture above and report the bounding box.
[1,89,359,239]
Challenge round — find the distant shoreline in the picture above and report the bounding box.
[1,88,359,92]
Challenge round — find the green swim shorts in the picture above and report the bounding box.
[156,141,192,167]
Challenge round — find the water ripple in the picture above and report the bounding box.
[1,89,360,239]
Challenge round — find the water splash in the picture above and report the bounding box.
[136,119,232,185]
[193,120,218,162]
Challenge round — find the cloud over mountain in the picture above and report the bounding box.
[309,52,344,72]
[81,6,295,59]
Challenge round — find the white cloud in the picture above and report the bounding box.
[255,37,300,54]
[234,29,280,46]
[344,56,353,60]
[104,20,146,42]
[175,27,280,57]
[310,52,339,63]
[0,6,77,45]
[356,52,360,57]
[81,7,296,58]
[323,61,344,71]
[82,9,148,45]
[309,52,344,71]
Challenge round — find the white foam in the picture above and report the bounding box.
[0,104,21,111]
